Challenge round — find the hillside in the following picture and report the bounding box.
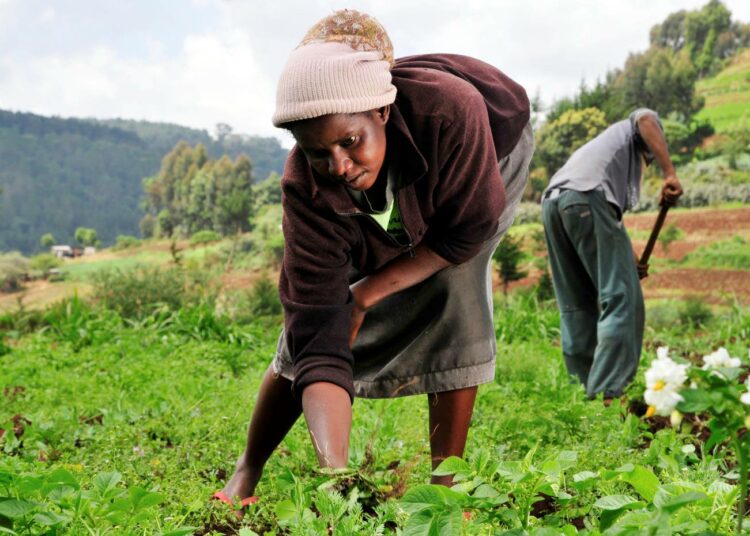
[0,110,287,254]
[695,48,750,132]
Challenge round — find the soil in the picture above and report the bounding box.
[502,206,750,304]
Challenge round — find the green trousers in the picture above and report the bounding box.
[542,189,644,398]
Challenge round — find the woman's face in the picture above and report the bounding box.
[290,107,389,191]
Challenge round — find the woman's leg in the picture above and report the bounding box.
[221,364,302,500]
[428,386,478,486]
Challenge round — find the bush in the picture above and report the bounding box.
[113,235,142,250]
[678,297,713,328]
[29,253,62,274]
[247,277,282,317]
[513,202,542,225]
[0,252,29,292]
[91,266,213,320]
[190,230,221,245]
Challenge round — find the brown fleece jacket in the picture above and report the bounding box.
[279,54,530,400]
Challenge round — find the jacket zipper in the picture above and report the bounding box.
[346,212,415,257]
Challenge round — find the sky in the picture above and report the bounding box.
[2,0,750,147]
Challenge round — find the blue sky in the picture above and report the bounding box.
[1,0,749,145]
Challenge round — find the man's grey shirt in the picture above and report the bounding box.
[543,108,658,215]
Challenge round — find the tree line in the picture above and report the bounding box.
[531,0,749,193]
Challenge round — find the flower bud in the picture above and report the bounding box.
[670,410,683,427]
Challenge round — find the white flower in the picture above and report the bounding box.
[646,348,689,390]
[644,347,689,417]
[741,376,750,405]
[645,384,684,416]
[702,347,741,371]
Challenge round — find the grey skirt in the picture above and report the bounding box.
[272,122,534,399]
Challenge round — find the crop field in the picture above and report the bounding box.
[2,203,750,535]
[695,49,750,133]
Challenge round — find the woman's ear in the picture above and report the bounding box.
[376,105,390,125]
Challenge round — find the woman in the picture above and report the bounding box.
[216,9,532,507]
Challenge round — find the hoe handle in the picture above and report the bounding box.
[639,204,670,265]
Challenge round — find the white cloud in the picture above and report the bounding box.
[38,6,55,23]
[0,28,276,138]
[1,0,750,144]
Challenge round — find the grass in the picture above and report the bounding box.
[2,292,750,533]
[683,235,750,270]
[695,49,750,133]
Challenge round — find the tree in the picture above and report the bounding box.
[74,227,100,247]
[139,214,156,239]
[613,47,703,119]
[535,107,608,175]
[493,234,528,296]
[40,233,55,248]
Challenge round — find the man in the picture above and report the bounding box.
[541,108,683,399]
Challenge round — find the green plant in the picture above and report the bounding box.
[658,223,683,254]
[494,233,529,295]
[28,253,61,274]
[190,229,221,245]
[0,252,29,292]
[91,266,213,320]
[39,233,55,248]
[643,346,750,534]
[247,277,282,317]
[0,465,194,535]
[678,297,713,328]
[113,234,142,250]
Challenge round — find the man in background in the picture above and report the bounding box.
[541,108,683,399]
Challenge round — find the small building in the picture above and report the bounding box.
[51,245,73,258]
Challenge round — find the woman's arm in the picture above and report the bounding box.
[348,243,453,346]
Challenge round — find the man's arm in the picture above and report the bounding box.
[636,113,683,207]
[349,243,453,346]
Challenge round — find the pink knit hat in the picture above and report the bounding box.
[272,9,397,127]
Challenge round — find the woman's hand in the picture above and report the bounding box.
[348,243,453,348]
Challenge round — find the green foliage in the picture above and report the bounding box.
[39,233,55,248]
[113,234,142,250]
[493,233,529,294]
[143,143,256,238]
[614,47,704,119]
[253,172,282,208]
[0,465,194,535]
[28,253,62,274]
[535,107,608,175]
[658,223,684,254]
[0,252,29,292]
[0,110,287,254]
[190,229,221,245]
[246,277,282,317]
[252,204,285,268]
[684,235,750,269]
[678,296,714,328]
[91,266,213,320]
[74,227,99,247]
[139,213,156,239]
